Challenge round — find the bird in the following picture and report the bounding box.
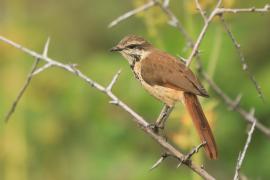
[110,35,217,160]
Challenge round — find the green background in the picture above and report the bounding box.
[0,0,270,179]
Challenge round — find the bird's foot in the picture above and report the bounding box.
[147,123,164,133]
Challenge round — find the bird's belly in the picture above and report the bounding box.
[133,61,183,106]
[141,81,183,107]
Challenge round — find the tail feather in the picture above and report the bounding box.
[183,92,218,160]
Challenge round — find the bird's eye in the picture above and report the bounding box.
[127,44,138,49]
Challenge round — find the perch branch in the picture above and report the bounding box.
[152,1,270,137]
[0,35,215,180]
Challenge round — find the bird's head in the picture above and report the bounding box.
[110,35,152,64]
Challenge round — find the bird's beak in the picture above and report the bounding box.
[110,46,123,52]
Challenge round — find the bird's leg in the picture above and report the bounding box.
[156,105,173,129]
[148,105,174,131]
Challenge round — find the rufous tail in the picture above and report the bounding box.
[183,92,218,160]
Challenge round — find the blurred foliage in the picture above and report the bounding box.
[0,0,270,180]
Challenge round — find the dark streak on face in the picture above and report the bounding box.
[131,54,141,62]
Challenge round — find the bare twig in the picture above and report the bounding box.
[217,4,270,14]
[185,141,207,160]
[156,1,194,48]
[4,58,40,122]
[185,0,222,67]
[195,0,207,22]
[233,120,256,180]
[219,15,264,101]
[151,142,206,170]
[108,0,157,28]
[185,2,270,67]
[0,35,215,180]
[4,38,50,122]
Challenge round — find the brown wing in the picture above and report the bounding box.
[141,50,209,97]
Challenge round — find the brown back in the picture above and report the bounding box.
[141,50,209,97]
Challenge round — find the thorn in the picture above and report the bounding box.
[229,94,242,110]
[168,19,177,27]
[106,69,122,91]
[177,160,183,168]
[177,141,206,168]
[70,63,78,68]
[163,0,170,7]
[242,64,247,70]
[43,37,50,58]
[109,100,119,105]
[249,107,255,117]
[149,153,168,171]
[177,55,187,63]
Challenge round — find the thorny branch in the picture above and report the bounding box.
[186,2,270,67]
[217,4,270,14]
[195,0,207,22]
[0,35,215,180]
[219,15,264,101]
[109,0,194,47]
[4,37,51,122]
[202,72,270,137]
[233,120,256,180]
[1,0,270,179]
[150,141,206,171]
[177,141,207,168]
[185,0,222,67]
[176,1,270,137]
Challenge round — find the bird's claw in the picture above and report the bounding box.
[147,123,164,133]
